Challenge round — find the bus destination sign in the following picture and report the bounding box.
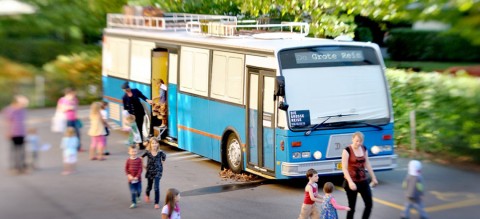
[294,50,365,64]
[289,110,311,127]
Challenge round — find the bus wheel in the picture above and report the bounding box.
[226,134,242,173]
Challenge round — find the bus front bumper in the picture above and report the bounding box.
[281,155,397,177]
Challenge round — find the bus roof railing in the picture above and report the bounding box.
[107,13,309,38]
[186,21,309,38]
[107,13,237,31]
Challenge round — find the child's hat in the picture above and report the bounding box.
[408,160,422,176]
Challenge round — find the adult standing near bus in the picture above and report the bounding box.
[57,88,82,151]
[2,95,29,174]
[341,131,378,219]
[122,82,152,149]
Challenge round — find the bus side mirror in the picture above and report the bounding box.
[278,101,289,111]
[274,76,285,97]
[275,76,288,111]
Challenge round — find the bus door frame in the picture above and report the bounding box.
[246,67,276,177]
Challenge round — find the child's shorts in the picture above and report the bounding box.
[63,153,77,164]
[298,203,320,219]
[90,136,106,149]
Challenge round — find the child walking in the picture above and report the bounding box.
[125,114,142,147]
[100,101,111,156]
[142,138,167,209]
[60,127,79,175]
[298,168,323,219]
[26,128,41,169]
[401,160,428,219]
[125,145,143,209]
[88,102,107,160]
[319,182,350,219]
[162,188,181,219]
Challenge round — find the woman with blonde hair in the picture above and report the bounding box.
[141,138,166,209]
[341,131,378,219]
[87,102,106,160]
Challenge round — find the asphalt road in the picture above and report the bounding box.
[1,107,479,219]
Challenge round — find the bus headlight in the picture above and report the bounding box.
[313,151,322,160]
[371,146,381,154]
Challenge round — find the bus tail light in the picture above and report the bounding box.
[280,140,285,151]
[292,141,302,147]
[382,134,392,140]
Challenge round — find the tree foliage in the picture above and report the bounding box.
[407,0,480,45]
[43,52,102,105]
[0,0,478,43]
[4,0,128,43]
[236,0,410,38]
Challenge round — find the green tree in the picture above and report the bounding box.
[3,0,478,44]
[406,0,480,45]
[13,0,127,43]
[43,52,102,106]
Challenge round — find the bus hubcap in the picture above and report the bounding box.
[228,139,241,168]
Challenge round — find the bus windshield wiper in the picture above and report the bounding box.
[304,114,357,136]
[348,121,383,130]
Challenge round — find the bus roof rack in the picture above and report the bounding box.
[107,13,309,38]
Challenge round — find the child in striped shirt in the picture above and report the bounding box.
[125,145,143,209]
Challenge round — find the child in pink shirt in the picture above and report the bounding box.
[319,182,350,219]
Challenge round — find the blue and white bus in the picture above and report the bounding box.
[102,12,396,179]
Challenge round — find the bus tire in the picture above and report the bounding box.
[226,134,242,173]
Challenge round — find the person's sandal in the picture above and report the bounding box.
[154,204,160,209]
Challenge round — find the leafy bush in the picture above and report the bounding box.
[387,70,480,162]
[386,28,480,62]
[0,38,99,66]
[43,52,102,106]
[0,57,36,108]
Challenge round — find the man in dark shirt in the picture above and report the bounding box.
[122,82,152,149]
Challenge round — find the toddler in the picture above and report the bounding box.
[319,182,350,219]
[60,127,79,175]
[125,114,142,147]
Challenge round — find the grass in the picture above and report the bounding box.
[384,60,478,72]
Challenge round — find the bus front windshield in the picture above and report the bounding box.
[279,47,391,130]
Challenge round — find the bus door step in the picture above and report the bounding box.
[154,126,167,140]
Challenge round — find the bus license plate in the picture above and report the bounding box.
[336,162,342,170]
